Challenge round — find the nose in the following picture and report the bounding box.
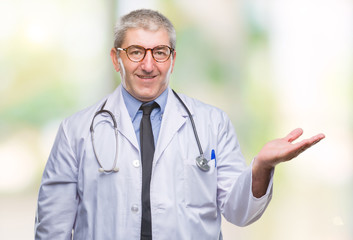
[140,49,154,72]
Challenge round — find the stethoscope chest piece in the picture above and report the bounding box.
[196,155,210,172]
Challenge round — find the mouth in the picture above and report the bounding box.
[136,74,157,80]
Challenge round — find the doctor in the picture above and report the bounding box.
[35,9,325,240]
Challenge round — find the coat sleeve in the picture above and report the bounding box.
[216,112,273,226]
[35,121,79,239]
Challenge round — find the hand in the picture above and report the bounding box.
[251,128,325,198]
[255,128,325,170]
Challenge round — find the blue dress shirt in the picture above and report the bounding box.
[121,87,168,146]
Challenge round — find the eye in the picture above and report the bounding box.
[129,50,143,56]
[155,51,167,56]
[153,47,169,57]
[127,46,145,56]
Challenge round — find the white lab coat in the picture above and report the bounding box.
[35,85,273,240]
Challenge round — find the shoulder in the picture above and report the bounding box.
[174,91,229,122]
[60,95,110,138]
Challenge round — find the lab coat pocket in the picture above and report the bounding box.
[184,158,217,209]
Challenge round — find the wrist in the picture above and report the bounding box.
[251,157,273,198]
[253,156,274,173]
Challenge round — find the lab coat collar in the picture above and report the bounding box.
[100,85,195,159]
[154,88,193,163]
[103,85,140,151]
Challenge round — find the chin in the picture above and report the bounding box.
[133,89,156,102]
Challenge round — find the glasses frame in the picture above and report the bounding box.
[116,45,174,63]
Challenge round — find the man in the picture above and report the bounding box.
[35,9,325,240]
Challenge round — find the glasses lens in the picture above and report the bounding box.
[126,46,145,62]
[153,46,171,62]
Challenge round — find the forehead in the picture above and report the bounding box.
[122,28,170,48]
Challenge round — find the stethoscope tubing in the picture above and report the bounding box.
[90,109,119,172]
[90,90,209,173]
[171,90,204,157]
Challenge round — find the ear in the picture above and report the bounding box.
[110,48,120,72]
[170,50,176,73]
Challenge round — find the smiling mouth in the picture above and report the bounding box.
[137,74,157,79]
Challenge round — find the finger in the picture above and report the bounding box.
[291,133,325,155]
[293,138,314,150]
[303,133,326,146]
[284,128,304,143]
[313,133,326,143]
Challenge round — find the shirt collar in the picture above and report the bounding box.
[121,86,168,120]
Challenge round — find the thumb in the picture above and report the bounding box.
[284,128,303,143]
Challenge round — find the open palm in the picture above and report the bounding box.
[256,128,325,170]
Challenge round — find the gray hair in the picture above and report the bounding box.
[113,9,176,50]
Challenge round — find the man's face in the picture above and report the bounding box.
[110,28,176,102]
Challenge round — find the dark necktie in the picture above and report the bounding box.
[140,101,159,240]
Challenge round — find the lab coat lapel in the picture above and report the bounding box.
[104,85,139,151]
[154,88,190,163]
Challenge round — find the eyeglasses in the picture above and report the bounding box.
[117,45,174,63]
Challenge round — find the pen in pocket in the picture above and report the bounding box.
[211,149,216,167]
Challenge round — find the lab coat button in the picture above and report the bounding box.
[132,159,140,168]
[131,204,139,213]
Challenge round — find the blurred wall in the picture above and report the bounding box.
[0,0,352,239]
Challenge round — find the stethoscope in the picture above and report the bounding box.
[89,90,211,173]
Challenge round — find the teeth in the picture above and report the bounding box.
[139,75,154,79]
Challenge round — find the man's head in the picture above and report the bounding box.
[113,9,176,50]
[110,9,177,102]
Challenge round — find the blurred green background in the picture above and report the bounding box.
[0,0,352,239]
